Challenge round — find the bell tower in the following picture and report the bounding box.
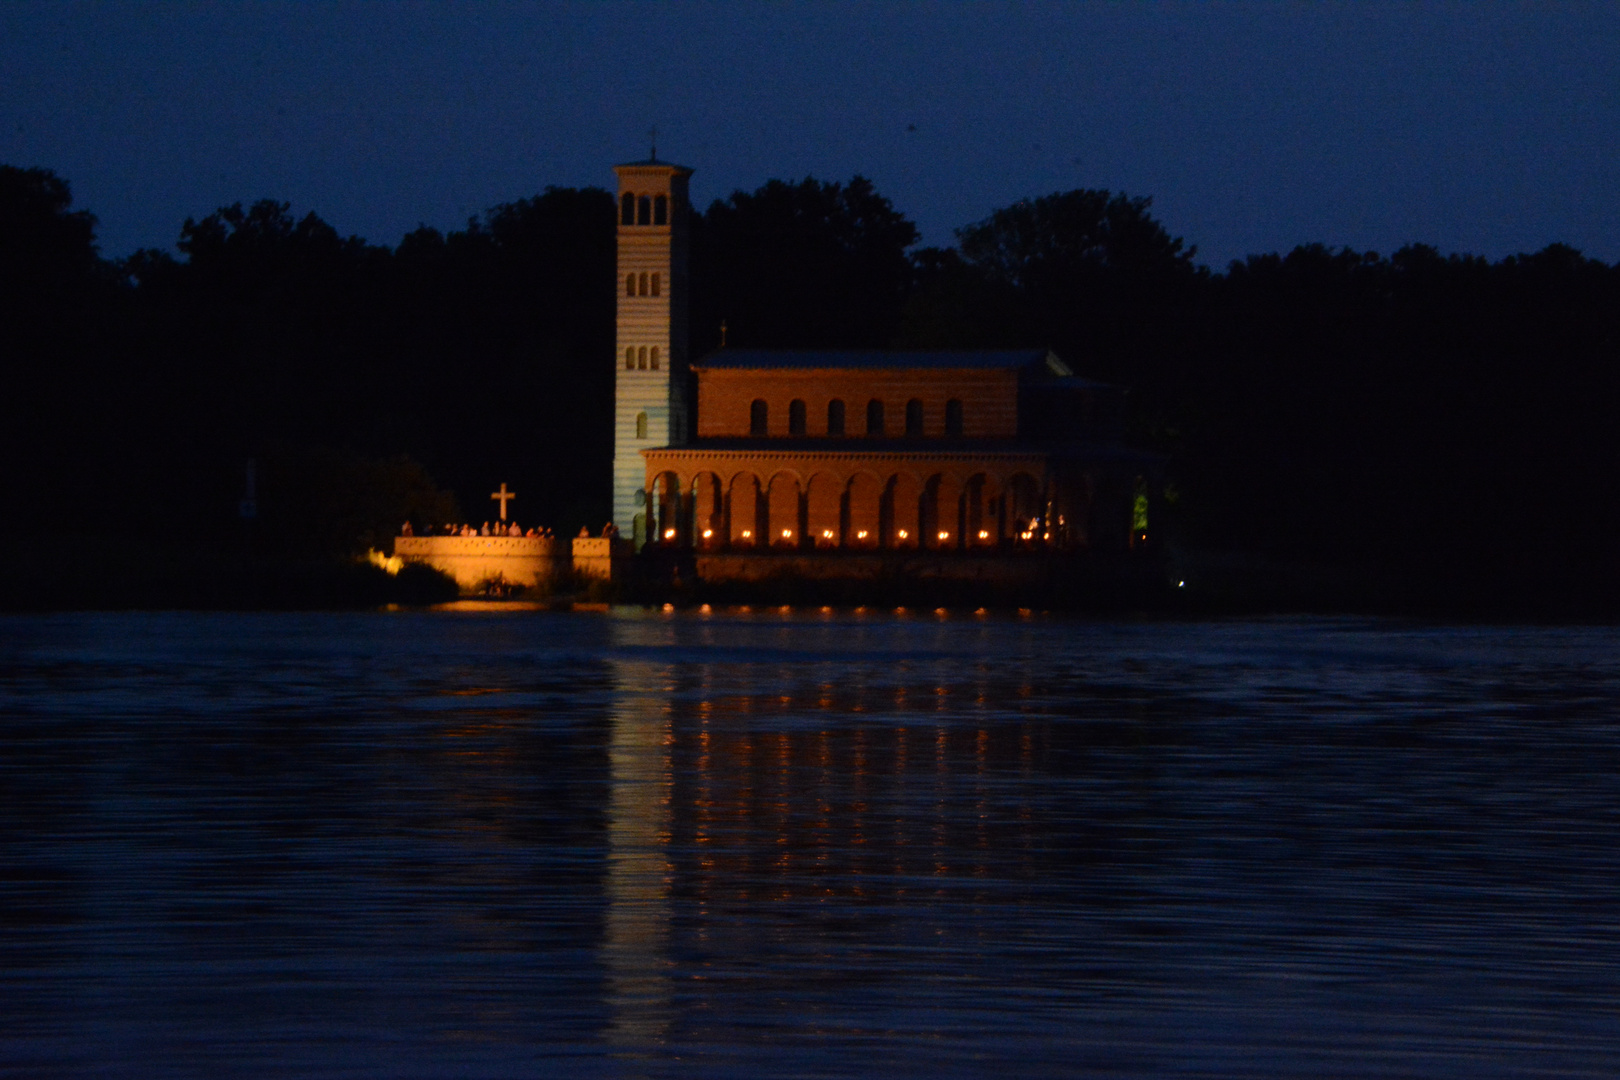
[612,157,692,548]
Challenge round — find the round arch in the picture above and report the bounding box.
[650,470,684,545]
[766,471,804,547]
[1006,472,1043,542]
[727,471,764,547]
[885,472,923,548]
[844,470,885,547]
[963,472,1003,546]
[805,471,844,547]
[690,471,724,548]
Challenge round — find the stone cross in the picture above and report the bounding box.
[490,483,516,521]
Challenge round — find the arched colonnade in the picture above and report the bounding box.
[636,457,1058,552]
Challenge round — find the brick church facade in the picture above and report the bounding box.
[612,158,1160,560]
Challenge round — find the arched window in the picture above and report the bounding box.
[905,398,924,436]
[750,399,768,436]
[636,412,648,439]
[637,196,651,225]
[653,194,667,225]
[945,398,963,436]
[637,346,648,370]
[789,399,807,435]
[621,193,635,226]
[625,347,635,370]
[650,272,660,297]
[638,272,648,296]
[827,398,846,436]
[866,399,884,435]
[649,346,660,370]
[626,273,636,297]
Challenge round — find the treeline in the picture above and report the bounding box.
[2,164,1616,613]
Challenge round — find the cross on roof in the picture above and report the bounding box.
[490,482,516,521]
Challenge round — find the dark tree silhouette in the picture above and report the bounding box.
[955,189,1196,287]
[691,176,919,352]
[4,162,1619,614]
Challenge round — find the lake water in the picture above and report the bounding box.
[2,609,1618,1077]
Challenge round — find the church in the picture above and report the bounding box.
[397,156,1161,593]
[613,157,1160,566]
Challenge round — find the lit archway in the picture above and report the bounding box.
[885,472,922,548]
[846,472,883,547]
[806,471,843,548]
[691,472,723,548]
[727,472,763,547]
[1006,472,1043,543]
[766,471,803,548]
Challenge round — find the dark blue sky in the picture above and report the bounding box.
[4,2,1617,268]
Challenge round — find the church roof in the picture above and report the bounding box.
[693,349,1062,372]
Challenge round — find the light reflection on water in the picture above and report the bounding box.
[2,610,1619,1076]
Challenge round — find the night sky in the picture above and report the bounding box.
[3,2,1616,268]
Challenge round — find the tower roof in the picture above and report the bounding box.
[613,159,693,175]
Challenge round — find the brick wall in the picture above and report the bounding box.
[695,368,1020,439]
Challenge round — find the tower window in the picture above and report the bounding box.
[621,193,635,226]
[750,399,768,436]
[945,398,963,436]
[653,194,667,225]
[626,274,636,297]
[650,272,660,297]
[827,398,846,435]
[789,399,806,435]
[636,412,648,439]
[905,398,924,436]
[638,346,648,370]
[637,196,651,225]
[638,272,649,296]
[625,347,635,370]
[866,399,884,435]
[649,346,660,370]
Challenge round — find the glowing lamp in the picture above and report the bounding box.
[781,528,793,539]
[938,531,949,541]
[741,530,752,539]
[978,530,989,540]
[856,530,868,540]
[822,529,834,539]
[702,528,713,538]
[664,528,676,540]
[897,529,909,539]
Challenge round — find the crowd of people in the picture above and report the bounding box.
[398,521,623,540]
[399,521,556,539]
